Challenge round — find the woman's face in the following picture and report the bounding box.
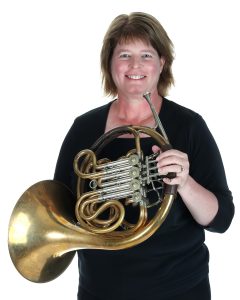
[111,39,165,98]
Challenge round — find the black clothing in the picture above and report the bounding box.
[54,98,234,299]
[78,277,211,300]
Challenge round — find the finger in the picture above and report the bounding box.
[163,177,181,186]
[157,157,185,169]
[158,164,183,175]
[157,149,187,161]
[152,145,161,153]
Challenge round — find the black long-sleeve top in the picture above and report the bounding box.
[54,98,234,299]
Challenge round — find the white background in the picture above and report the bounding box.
[1,0,239,299]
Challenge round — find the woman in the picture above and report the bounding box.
[54,12,234,300]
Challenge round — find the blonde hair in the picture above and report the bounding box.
[101,12,175,97]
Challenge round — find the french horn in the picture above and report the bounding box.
[8,92,177,283]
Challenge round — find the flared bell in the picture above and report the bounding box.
[8,180,78,282]
[8,93,177,283]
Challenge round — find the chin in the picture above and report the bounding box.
[127,88,146,96]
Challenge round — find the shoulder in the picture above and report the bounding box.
[74,101,111,127]
[163,98,201,122]
[63,101,112,149]
[162,98,206,133]
[161,98,210,152]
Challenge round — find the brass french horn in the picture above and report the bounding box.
[8,93,177,283]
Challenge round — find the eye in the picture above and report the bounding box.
[119,52,131,59]
[142,53,153,59]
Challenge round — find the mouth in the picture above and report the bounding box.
[126,75,146,80]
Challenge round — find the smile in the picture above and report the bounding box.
[126,75,145,80]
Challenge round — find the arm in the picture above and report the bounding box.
[153,147,219,226]
[153,114,234,232]
[178,176,219,226]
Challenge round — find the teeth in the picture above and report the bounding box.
[127,75,145,79]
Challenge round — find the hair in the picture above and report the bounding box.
[100,12,175,97]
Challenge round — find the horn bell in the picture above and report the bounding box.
[8,180,78,283]
[8,93,177,283]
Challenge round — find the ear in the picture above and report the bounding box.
[159,56,166,72]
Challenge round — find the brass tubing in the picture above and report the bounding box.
[8,93,177,283]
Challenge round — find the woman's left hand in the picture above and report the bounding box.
[152,146,219,226]
[152,145,189,190]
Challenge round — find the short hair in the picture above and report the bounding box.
[100,12,175,97]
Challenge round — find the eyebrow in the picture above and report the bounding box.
[115,48,156,54]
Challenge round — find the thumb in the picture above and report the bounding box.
[152,145,161,153]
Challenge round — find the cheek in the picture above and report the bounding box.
[111,61,126,82]
[152,62,162,73]
[146,67,160,85]
[150,63,162,80]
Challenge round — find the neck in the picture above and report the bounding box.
[114,92,162,124]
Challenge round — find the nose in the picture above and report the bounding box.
[129,56,143,68]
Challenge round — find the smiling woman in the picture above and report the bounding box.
[110,40,164,102]
[51,12,234,300]
[104,41,165,131]
[101,12,174,98]
[1,0,239,299]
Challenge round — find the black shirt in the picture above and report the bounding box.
[54,98,234,299]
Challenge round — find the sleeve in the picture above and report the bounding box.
[188,115,234,233]
[53,120,79,194]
